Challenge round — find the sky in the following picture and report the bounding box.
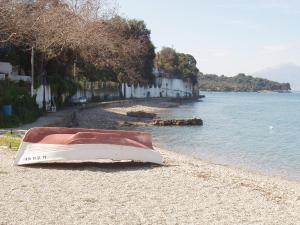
[117,0,300,76]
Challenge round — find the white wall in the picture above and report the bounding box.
[122,77,195,99]
[0,61,31,82]
[0,62,12,75]
[8,75,31,82]
[72,82,119,100]
[35,85,51,108]
[159,77,193,97]
[122,83,161,98]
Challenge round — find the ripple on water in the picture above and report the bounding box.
[140,92,300,181]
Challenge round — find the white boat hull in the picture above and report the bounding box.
[15,142,163,165]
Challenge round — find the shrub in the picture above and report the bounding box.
[0,80,41,128]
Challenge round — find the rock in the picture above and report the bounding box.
[126,111,157,119]
[152,118,203,126]
[117,121,146,127]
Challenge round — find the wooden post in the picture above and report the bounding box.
[73,61,76,77]
[31,47,34,97]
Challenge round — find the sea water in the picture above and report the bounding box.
[142,92,300,181]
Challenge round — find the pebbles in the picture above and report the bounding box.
[76,99,172,129]
[1,148,300,225]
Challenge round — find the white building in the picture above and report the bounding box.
[121,68,199,99]
[0,61,50,109]
[122,77,195,98]
[0,62,31,82]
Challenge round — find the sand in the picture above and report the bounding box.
[104,99,179,115]
[76,98,179,129]
[1,99,300,224]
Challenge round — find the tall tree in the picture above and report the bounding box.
[155,47,179,76]
[155,47,199,84]
[177,53,199,84]
[0,0,157,101]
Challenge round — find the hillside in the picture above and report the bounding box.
[255,63,300,91]
[198,73,291,92]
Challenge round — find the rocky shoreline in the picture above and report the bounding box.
[76,98,199,129]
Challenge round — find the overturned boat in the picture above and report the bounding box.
[14,127,163,165]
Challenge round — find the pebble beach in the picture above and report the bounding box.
[1,99,300,225]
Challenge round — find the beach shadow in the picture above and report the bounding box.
[23,161,163,173]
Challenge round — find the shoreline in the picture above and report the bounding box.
[1,98,300,224]
[84,98,300,183]
[76,98,195,129]
[2,96,298,183]
[157,144,300,184]
[4,96,299,183]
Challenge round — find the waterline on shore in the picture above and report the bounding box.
[139,92,300,182]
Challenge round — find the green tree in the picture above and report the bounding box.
[198,73,291,92]
[155,47,199,84]
[155,47,179,76]
[177,53,199,84]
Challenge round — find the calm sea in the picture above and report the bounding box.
[142,92,300,181]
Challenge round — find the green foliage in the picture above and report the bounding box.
[0,133,21,150]
[49,75,79,109]
[48,75,78,96]
[0,113,20,128]
[177,53,199,84]
[155,47,199,84]
[140,41,156,83]
[78,63,115,82]
[45,54,80,107]
[2,132,21,138]
[156,47,179,75]
[0,81,41,128]
[198,73,291,92]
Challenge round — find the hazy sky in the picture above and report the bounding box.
[118,0,300,76]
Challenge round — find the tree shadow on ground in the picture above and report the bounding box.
[23,161,163,173]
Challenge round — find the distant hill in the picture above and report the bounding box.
[254,63,300,91]
[198,73,291,92]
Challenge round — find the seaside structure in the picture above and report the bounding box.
[72,68,200,101]
[122,68,199,98]
[1,60,200,111]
